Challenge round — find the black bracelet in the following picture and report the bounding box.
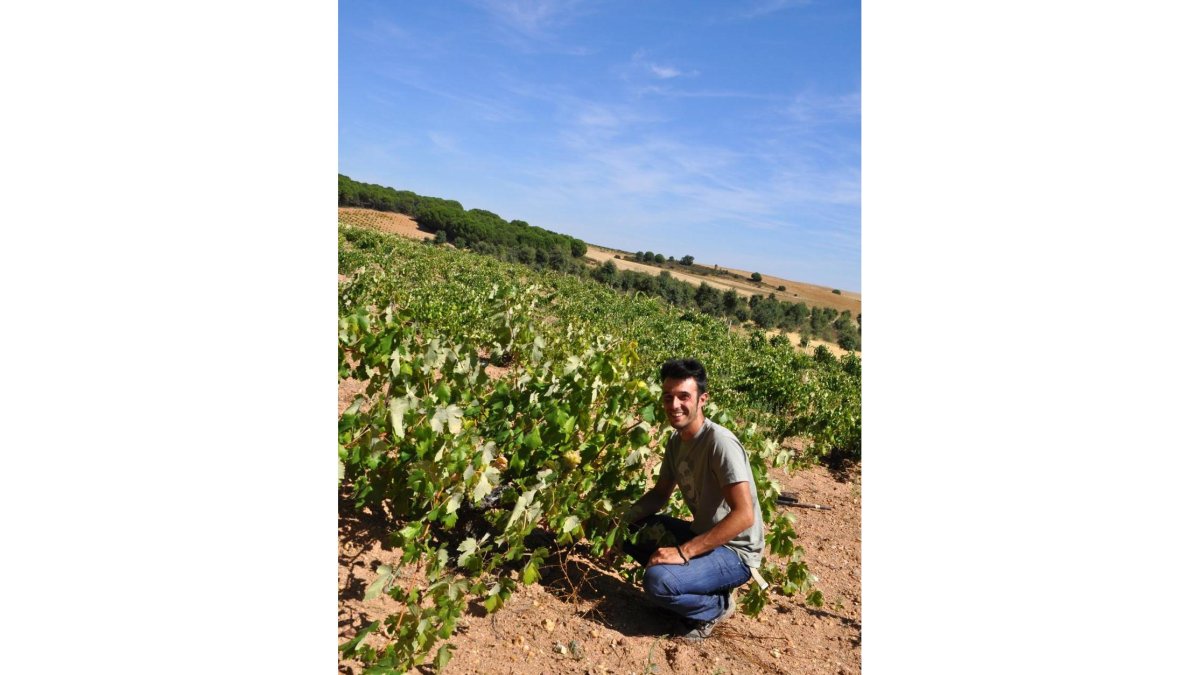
[676,545,689,565]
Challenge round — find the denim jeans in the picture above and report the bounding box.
[623,514,752,622]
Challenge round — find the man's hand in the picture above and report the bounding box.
[647,546,687,566]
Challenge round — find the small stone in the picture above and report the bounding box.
[770,648,782,658]
[589,629,600,638]
[542,618,556,633]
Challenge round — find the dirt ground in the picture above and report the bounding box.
[339,368,861,674]
[339,207,435,240]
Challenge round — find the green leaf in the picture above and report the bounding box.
[504,491,529,531]
[338,620,380,655]
[522,561,540,585]
[561,515,580,534]
[805,589,824,607]
[629,424,651,448]
[473,466,499,503]
[389,397,411,439]
[436,643,455,672]
[483,594,499,613]
[523,426,542,450]
[444,491,463,516]
[430,404,463,434]
[363,565,393,600]
[457,537,478,567]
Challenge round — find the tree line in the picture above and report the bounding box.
[339,174,588,262]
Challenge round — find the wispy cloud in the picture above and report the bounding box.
[735,0,812,19]
[629,50,698,81]
[473,0,585,36]
[470,0,595,53]
[427,131,461,154]
[635,84,781,100]
[649,64,682,79]
[374,66,527,124]
[785,91,860,125]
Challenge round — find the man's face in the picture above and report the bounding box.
[661,377,708,431]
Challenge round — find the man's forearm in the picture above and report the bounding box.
[623,490,669,524]
[678,507,753,560]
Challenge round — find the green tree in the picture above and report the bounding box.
[681,255,695,266]
[751,272,763,283]
[721,288,739,315]
[595,260,618,285]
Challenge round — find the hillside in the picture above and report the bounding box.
[584,244,860,317]
[338,207,859,355]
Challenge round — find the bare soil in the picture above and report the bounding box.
[339,369,862,674]
[339,207,434,240]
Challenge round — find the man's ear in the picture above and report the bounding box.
[699,391,709,406]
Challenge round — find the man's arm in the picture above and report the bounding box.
[622,473,676,525]
[647,481,755,566]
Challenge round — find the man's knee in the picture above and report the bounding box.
[643,565,678,600]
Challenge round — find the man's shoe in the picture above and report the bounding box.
[680,590,737,642]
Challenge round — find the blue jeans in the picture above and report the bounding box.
[623,514,752,622]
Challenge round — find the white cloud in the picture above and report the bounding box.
[427,131,461,153]
[649,64,682,79]
[472,0,595,53]
[629,50,696,80]
[737,0,812,19]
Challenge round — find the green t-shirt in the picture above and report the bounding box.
[659,418,765,568]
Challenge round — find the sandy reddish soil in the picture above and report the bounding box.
[338,379,861,675]
[339,207,435,240]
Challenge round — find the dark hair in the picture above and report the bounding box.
[659,358,707,395]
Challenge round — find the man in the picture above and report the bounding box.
[620,358,765,641]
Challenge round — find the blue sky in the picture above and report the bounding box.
[340,0,860,291]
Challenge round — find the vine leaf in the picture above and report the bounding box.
[472,465,500,502]
[430,404,463,434]
[561,515,581,535]
[389,397,412,438]
[435,643,454,671]
[339,620,380,656]
[364,565,394,601]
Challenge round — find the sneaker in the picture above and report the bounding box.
[679,590,737,642]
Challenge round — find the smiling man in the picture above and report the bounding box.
[620,358,765,641]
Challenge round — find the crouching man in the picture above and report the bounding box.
[620,358,765,641]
